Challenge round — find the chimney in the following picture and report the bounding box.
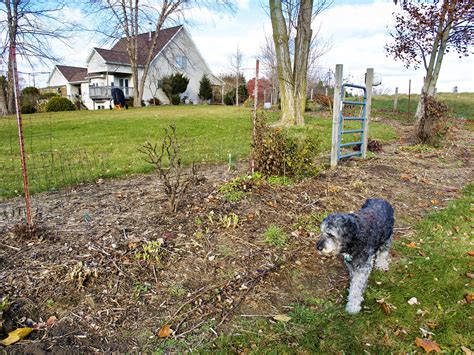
[148,21,152,41]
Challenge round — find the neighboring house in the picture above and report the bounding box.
[47,25,223,110]
[47,65,88,100]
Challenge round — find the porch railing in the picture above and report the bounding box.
[89,86,133,99]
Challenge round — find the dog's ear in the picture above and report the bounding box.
[340,215,359,240]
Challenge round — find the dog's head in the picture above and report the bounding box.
[316,214,358,255]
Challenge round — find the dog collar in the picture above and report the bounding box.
[343,253,353,263]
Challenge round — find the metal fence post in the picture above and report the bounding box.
[11,40,32,226]
[330,64,343,169]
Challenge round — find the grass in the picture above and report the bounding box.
[262,224,288,246]
[207,184,474,353]
[372,92,474,121]
[0,105,396,199]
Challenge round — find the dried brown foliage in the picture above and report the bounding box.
[314,93,333,107]
[416,95,450,145]
[252,113,322,177]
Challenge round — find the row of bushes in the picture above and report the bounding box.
[21,96,76,114]
[20,86,77,114]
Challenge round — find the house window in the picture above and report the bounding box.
[119,78,129,88]
[176,55,187,70]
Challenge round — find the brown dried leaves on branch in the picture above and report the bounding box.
[416,95,450,145]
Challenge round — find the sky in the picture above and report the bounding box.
[12,0,474,93]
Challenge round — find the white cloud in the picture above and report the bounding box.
[16,0,474,92]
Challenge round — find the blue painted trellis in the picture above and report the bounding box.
[337,83,367,160]
[330,65,374,168]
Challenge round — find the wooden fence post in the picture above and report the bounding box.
[393,87,398,112]
[362,68,373,159]
[330,64,343,169]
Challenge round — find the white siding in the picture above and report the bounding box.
[48,68,67,87]
[81,82,94,110]
[88,50,108,73]
[142,29,220,105]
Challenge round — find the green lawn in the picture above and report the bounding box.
[207,184,474,353]
[0,105,396,199]
[372,92,474,121]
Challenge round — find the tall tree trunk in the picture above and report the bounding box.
[0,78,7,116]
[293,0,313,125]
[270,0,313,126]
[270,0,296,126]
[6,0,17,114]
[415,0,450,124]
[7,60,15,114]
[236,76,239,106]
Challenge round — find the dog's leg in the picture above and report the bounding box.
[346,257,374,314]
[375,240,391,271]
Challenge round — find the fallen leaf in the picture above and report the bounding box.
[400,174,411,181]
[468,251,474,257]
[376,299,392,314]
[0,328,33,346]
[430,199,440,205]
[273,314,292,322]
[464,293,473,304]
[461,346,473,355]
[406,242,417,248]
[465,273,474,279]
[394,328,407,337]
[415,337,441,353]
[46,316,57,327]
[157,324,173,338]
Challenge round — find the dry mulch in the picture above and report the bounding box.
[0,117,472,352]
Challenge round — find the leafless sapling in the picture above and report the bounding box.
[138,124,197,212]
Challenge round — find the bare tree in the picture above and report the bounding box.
[386,0,473,131]
[90,0,234,108]
[259,24,331,106]
[269,0,332,126]
[258,34,279,105]
[229,46,243,106]
[0,0,73,114]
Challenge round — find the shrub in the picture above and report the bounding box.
[20,103,37,114]
[416,95,449,145]
[21,86,40,96]
[224,93,234,105]
[218,172,264,202]
[253,113,322,177]
[45,97,76,112]
[198,74,213,102]
[314,93,333,108]
[171,94,181,105]
[39,92,59,100]
[224,84,248,105]
[148,97,161,106]
[161,73,189,105]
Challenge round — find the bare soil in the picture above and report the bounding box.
[1,117,472,353]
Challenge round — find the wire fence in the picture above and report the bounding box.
[0,112,250,203]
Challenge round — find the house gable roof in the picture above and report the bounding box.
[94,25,183,66]
[56,65,88,83]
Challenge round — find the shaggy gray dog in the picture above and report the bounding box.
[317,199,394,314]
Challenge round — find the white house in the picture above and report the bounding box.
[47,25,222,110]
